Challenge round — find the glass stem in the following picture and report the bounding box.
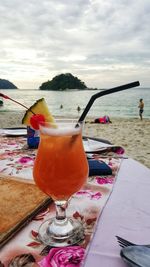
[55,200,68,221]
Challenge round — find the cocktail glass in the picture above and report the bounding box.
[33,119,89,247]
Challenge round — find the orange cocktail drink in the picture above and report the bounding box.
[33,121,88,200]
[33,120,89,247]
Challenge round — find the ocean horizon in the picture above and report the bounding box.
[0,87,150,119]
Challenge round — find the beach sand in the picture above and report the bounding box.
[0,111,150,169]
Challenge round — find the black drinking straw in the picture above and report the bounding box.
[78,81,140,123]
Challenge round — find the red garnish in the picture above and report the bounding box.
[30,114,45,130]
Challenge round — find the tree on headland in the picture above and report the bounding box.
[39,73,87,90]
[0,79,17,89]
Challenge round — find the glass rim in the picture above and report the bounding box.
[38,119,84,135]
[39,119,83,127]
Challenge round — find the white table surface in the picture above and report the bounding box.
[84,158,150,267]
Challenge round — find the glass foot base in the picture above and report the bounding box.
[38,217,84,247]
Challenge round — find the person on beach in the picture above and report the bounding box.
[91,115,112,124]
[138,99,144,120]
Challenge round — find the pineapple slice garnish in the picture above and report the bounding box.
[22,98,55,128]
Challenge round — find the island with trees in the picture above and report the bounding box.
[0,79,17,89]
[39,73,87,90]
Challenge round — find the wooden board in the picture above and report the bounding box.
[0,175,52,249]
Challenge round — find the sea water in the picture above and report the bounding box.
[0,87,150,118]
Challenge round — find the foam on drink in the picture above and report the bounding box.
[40,123,81,136]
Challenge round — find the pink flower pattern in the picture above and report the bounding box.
[0,136,36,176]
[76,189,102,200]
[96,176,114,184]
[39,246,85,267]
[18,156,34,164]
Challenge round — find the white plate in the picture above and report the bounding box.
[83,139,113,153]
[0,128,27,136]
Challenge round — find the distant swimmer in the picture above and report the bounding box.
[77,106,81,112]
[60,104,63,109]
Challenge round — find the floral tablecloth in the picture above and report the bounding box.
[0,136,123,267]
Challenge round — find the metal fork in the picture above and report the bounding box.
[116,236,150,248]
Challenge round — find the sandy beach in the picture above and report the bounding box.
[0,111,150,169]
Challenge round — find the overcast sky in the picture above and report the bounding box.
[0,0,150,89]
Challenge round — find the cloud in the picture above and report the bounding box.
[0,0,150,88]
